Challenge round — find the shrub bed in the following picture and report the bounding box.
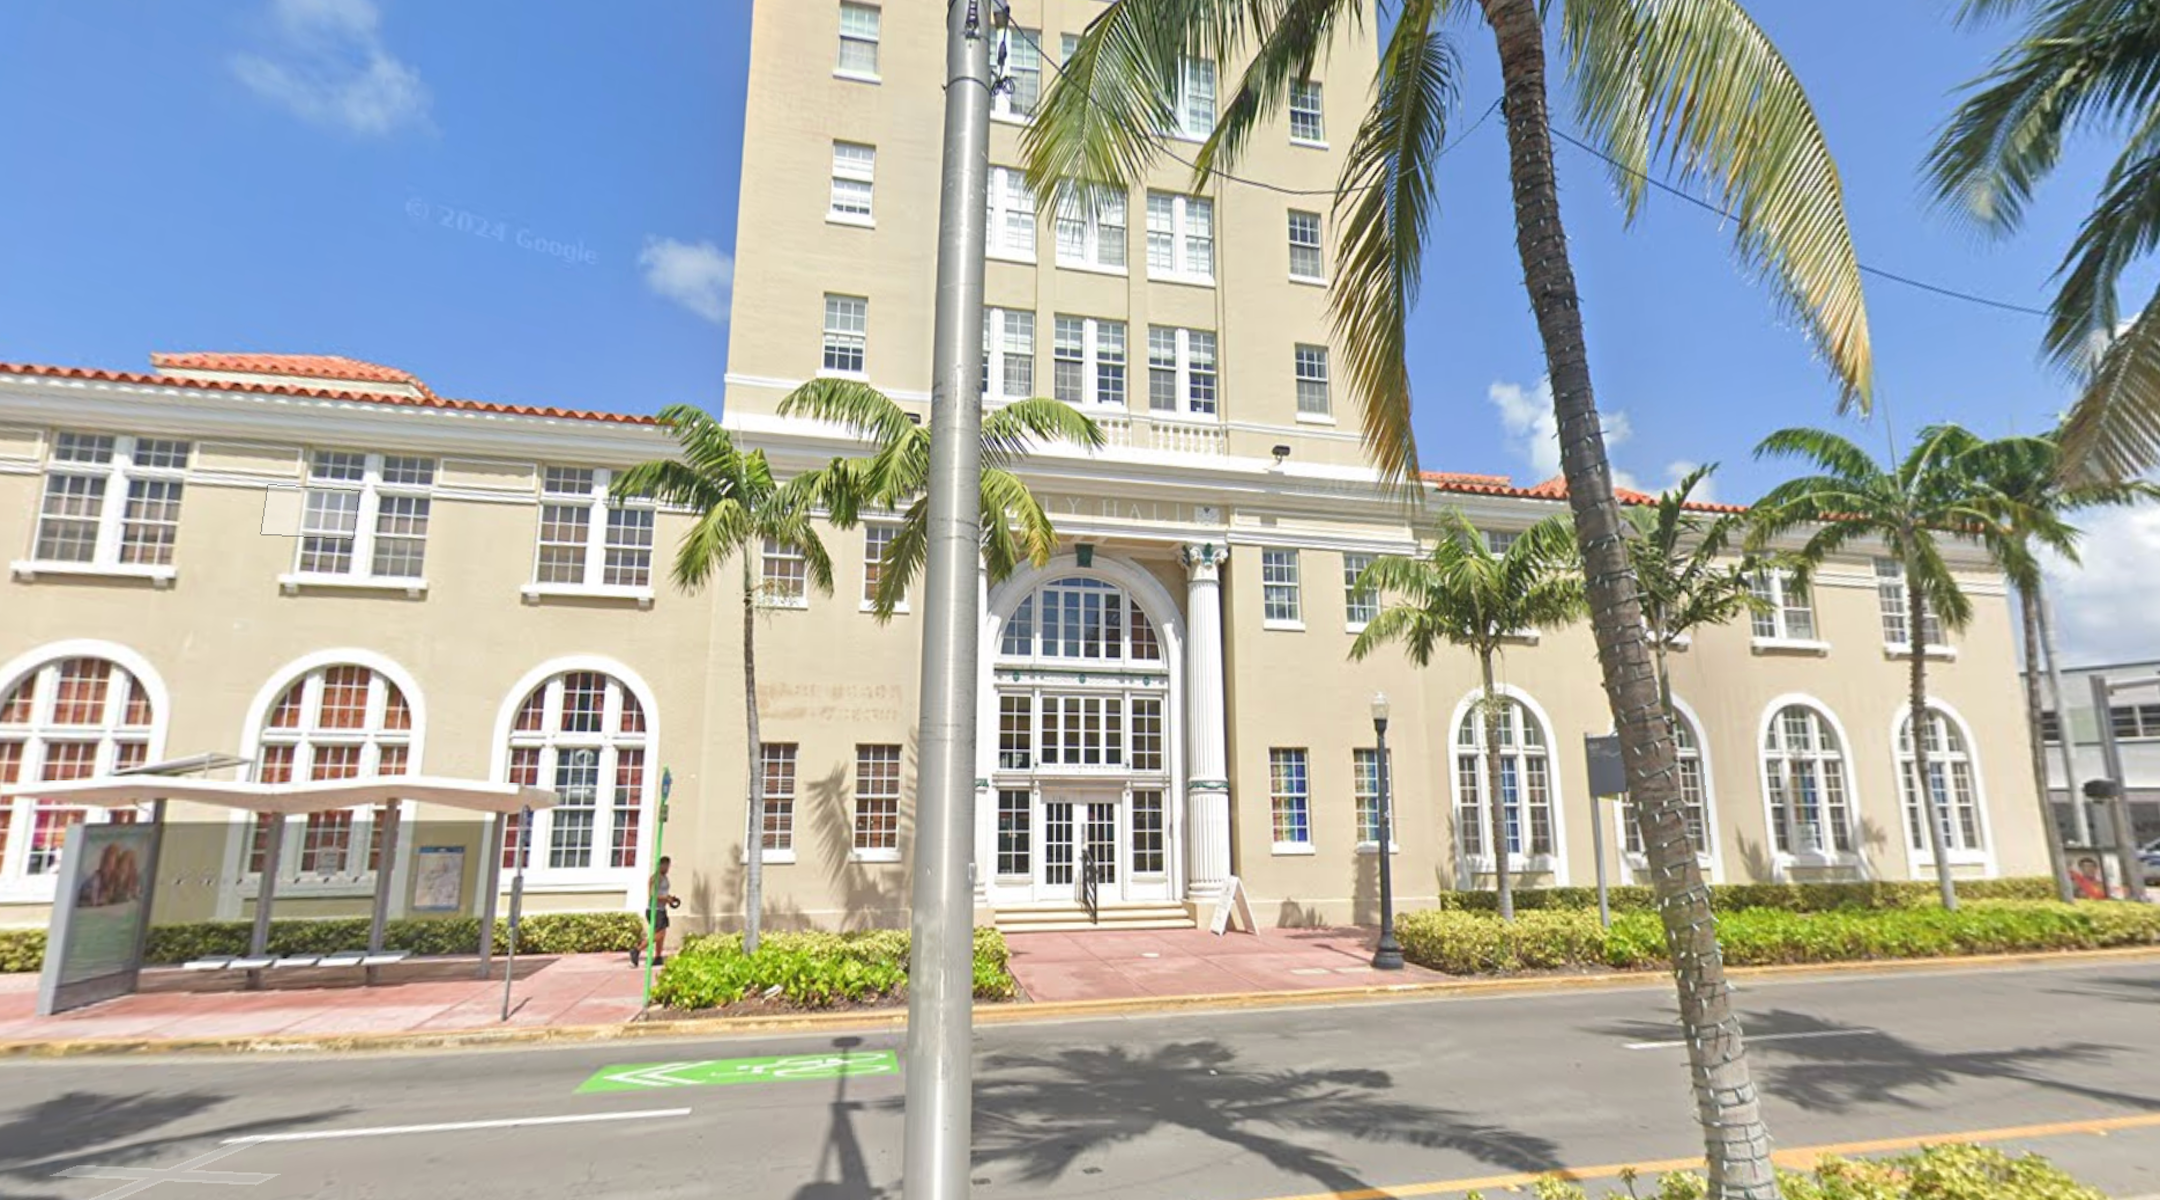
[1492,1144,2100,1200]
[652,927,1014,1011]
[1429,877,2057,916]
[1396,900,2160,976]
[0,913,647,974]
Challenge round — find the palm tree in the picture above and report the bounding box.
[1029,3,1872,1191]
[776,380,1105,618]
[1624,465,1775,715]
[1350,511,1584,920]
[615,404,834,954]
[1752,426,2066,914]
[1926,0,2160,482]
[1964,429,2160,901]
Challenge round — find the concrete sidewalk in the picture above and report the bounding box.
[1003,925,1443,1002]
[0,952,648,1043]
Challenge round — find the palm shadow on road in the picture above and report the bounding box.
[923,1040,1560,1196]
[0,1090,352,1200]
[1595,1009,2159,1116]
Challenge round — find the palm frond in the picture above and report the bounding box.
[1194,0,1366,182]
[1329,0,1452,484]
[1560,0,1652,218]
[2042,141,2160,368]
[776,378,917,448]
[2061,278,2160,482]
[1022,0,1195,194]
[983,397,1109,467]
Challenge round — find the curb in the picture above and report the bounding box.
[7,943,2160,1060]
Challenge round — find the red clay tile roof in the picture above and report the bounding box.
[1421,470,1750,514]
[151,352,435,394]
[0,358,659,426]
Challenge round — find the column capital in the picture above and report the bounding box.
[1179,542,1229,582]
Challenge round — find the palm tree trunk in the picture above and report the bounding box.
[742,555,765,954]
[1654,634,1674,718]
[2036,584,2092,845]
[1480,650,1514,921]
[2019,584,2076,901]
[1907,578,1958,911]
[1478,0,1777,1193]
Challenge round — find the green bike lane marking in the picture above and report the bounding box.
[577,1050,900,1093]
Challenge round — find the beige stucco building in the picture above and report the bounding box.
[0,0,2048,935]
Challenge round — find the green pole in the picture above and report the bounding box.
[640,767,673,1012]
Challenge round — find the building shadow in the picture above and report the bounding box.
[937,1040,1561,1194]
[1733,836,1776,885]
[1349,850,1378,928]
[1593,1009,2160,1116]
[1274,900,1329,929]
[2044,974,2160,1005]
[0,1090,352,1199]
[806,736,918,933]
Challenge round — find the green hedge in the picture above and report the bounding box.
[1396,900,2160,976]
[1430,877,2058,916]
[1499,1144,2101,1200]
[0,912,646,974]
[652,927,1014,1011]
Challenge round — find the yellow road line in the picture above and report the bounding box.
[1241,1111,2160,1200]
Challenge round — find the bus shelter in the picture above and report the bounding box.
[3,773,555,1015]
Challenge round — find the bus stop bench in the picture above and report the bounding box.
[182,951,412,971]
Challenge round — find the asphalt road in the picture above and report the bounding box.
[8,958,2160,1200]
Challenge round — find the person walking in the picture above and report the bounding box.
[631,855,679,968]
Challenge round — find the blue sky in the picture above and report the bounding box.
[0,0,2150,661]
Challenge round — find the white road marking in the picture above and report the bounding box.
[58,1142,273,1198]
[224,1107,693,1144]
[1624,1028,1877,1051]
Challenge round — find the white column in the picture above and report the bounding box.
[1181,543,1233,901]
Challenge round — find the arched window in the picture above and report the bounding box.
[1626,714,1710,856]
[0,656,155,879]
[502,671,651,874]
[251,664,413,878]
[1454,697,1554,858]
[999,577,1163,663]
[1762,704,1853,855]
[1899,708,1984,853]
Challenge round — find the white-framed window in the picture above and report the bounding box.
[1288,210,1325,281]
[1144,192,1214,283]
[854,744,903,857]
[1270,748,1311,850]
[997,691,1167,770]
[1052,315,1127,407]
[761,538,809,608]
[1625,714,1711,857]
[1763,703,1854,856]
[1874,557,1946,650]
[503,671,651,878]
[1749,570,1817,642]
[293,450,435,584]
[983,307,1037,403]
[1342,552,1378,628]
[0,656,155,886]
[1483,529,1520,556]
[27,432,191,574]
[1289,80,1325,144]
[760,743,797,857]
[1353,747,1395,848]
[1000,577,1165,663]
[829,141,876,223]
[1172,57,1217,139]
[531,466,654,593]
[1899,708,1985,854]
[822,294,868,376]
[836,1,880,78]
[1132,789,1166,874]
[993,26,1042,119]
[1261,549,1302,626]
[2111,704,2160,741]
[996,788,1030,876]
[251,665,413,883]
[986,168,1038,261]
[1294,345,1331,418]
[1146,326,1218,416]
[862,522,902,610]
[1055,183,1127,271]
[1455,698,1556,859]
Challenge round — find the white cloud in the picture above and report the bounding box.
[1664,460,1720,504]
[232,0,431,137]
[639,237,734,325]
[1485,377,1653,492]
[2042,503,2160,667]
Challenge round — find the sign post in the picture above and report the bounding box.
[640,767,673,1011]
[501,802,531,1023]
[1584,734,1626,930]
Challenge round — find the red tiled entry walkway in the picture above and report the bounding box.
[0,953,647,1044]
[1004,926,1443,1003]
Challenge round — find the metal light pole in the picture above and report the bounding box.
[903,3,991,1199]
[1370,693,1403,971]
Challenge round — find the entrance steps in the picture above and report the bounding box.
[994,901,1198,934]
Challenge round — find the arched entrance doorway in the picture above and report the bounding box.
[980,556,1185,910]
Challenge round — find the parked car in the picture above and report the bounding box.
[2140,839,2160,886]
